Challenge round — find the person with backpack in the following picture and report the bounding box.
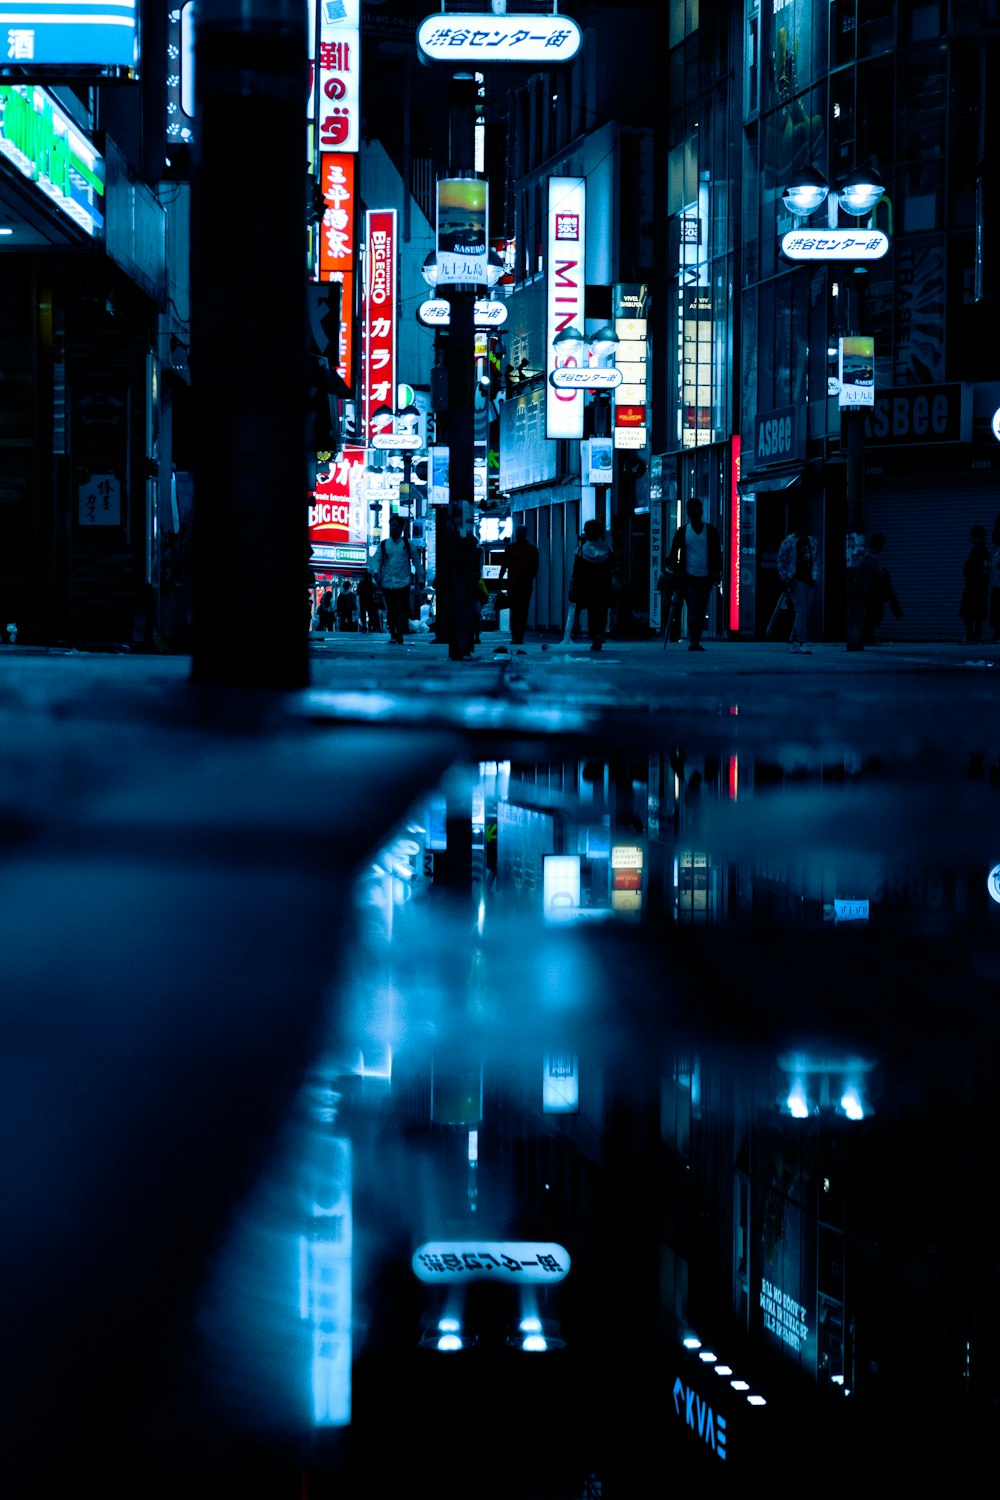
[568,518,617,652]
[375,514,414,644]
[776,518,819,654]
[335,579,359,631]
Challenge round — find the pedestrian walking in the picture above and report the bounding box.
[376,515,414,644]
[356,569,381,633]
[959,524,991,643]
[665,497,723,652]
[861,533,901,644]
[335,579,358,631]
[568,519,616,652]
[317,588,335,632]
[498,524,539,646]
[776,518,819,654]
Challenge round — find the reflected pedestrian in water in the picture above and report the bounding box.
[959,524,990,643]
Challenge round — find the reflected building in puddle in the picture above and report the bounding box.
[195,741,999,1491]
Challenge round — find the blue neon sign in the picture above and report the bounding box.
[0,2,138,70]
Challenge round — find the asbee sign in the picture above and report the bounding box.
[863,383,970,446]
[753,405,802,465]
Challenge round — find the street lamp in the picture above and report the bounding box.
[781,161,886,651]
[783,164,885,224]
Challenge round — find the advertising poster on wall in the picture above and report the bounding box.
[435,177,487,285]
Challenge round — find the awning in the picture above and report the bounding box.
[737,465,805,494]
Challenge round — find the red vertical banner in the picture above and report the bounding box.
[729,435,741,633]
[362,209,397,443]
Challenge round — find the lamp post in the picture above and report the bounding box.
[782,164,886,651]
[549,324,622,522]
[422,229,504,655]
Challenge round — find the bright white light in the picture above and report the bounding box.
[841,1087,864,1121]
[682,1336,702,1349]
[698,1351,717,1363]
[438,1317,461,1334]
[468,1130,478,1163]
[437,1334,463,1352]
[520,1316,542,1334]
[731,1380,750,1391]
[522,1334,548,1352]
[787,1084,810,1119]
[714,1365,733,1377]
[831,1375,844,1385]
[747,1394,767,1406]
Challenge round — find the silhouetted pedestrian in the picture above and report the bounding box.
[960,524,990,643]
[777,520,818,654]
[498,525,539,646]
[665,497,722,652]
[569,519,616,652]
[376,515,414,644]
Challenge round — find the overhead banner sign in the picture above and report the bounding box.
[362,209,396,442]
[546,176,586,440]
[318,0,360,153]
[0,84,104,236]
[417,297,507,328]
[781,228,889,262]
[436,176,487,285]
[416,13,582,65]
[0,1,138,71]
[412,1241,571,1284]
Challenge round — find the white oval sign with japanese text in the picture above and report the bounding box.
[417,14,583,65]
[413,1241,571,1283]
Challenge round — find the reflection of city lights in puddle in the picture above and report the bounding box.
[520,1316,543,1334]
[438,1318,461,1334]
[731,1380,750,1391]
[698,1351,717,1363]
[714,1365,733,1377]
[987,862,1000,904]
[841,1087,864,1121]
[682,1336,702,1350]
[787,1083,810,1119]
[522,1335,548,1352]
[747,1394,767,1406]
[437,1334,463,1352]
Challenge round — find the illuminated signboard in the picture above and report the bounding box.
[839,335,875,410]
[543,1056,579,1114]
[546,176,586,439]
[299,1136,352,1426]
[780,228,889,262]
[318,0,360,153]
[0,1,138,70]
[412,1242,571,1283]
[361,209,396,442]
[417,297,508,328]
[309,445,365,553]
[0,84,104,236]
[417,13,582,65]
[550,366,622,389]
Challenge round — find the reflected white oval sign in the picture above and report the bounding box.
[413,1241,570,1283]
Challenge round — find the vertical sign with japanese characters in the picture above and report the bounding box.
[362,209,396,443]
[318,0,360,155]
[546,177,586,440]
[309,445,366,555]
[319,152,355,386]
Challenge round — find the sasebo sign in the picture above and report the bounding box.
[417,297,508,329]
[550,367,622,389]
[412,1241,571,1283]
[780,228,889,262]
[417,14,583,65]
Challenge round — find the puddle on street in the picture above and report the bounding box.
[193,739,1000,1491]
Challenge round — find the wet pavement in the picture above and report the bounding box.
[2,633,999,1493]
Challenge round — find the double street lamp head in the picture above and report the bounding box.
[783,163,885,218]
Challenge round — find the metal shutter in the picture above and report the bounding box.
[864,476,1000,641]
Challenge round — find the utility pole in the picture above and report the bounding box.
[844,269,867,652]
[438,74,478,660]
[190,0,310,689]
